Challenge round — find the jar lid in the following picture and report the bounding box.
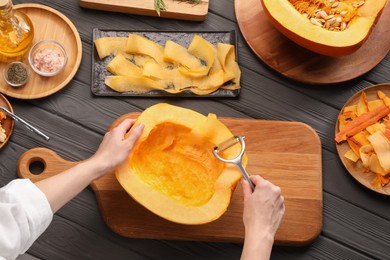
[0,0,9,8]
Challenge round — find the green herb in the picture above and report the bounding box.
[175,0,201,5]
[154,0,202,16]
[154,0,167,16]
[7,63,28,85]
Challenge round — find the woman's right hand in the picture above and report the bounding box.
[241,175,285,239]
[240,175,285,260]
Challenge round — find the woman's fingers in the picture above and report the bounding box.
[241,179,253,199]
[126,123,144,146]
[116,119,136,136]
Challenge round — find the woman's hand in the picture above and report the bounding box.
[242,175,285,238]
[240,175,285,260]
[89,119,144,178]
[35,118,144,213]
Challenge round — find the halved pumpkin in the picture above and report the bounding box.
[261,0,387,56]
[116,103,247,224]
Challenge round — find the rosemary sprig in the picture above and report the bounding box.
[154,0,167,16]
[176,0,202,4]
[154,0,203,16]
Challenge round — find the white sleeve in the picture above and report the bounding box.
[0,179,53,260]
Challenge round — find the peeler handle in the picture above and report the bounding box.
[235,136,255,192]
[237,163,255,191]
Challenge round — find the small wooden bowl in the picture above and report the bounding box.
[0,94,14,149]
[335,84,390,195]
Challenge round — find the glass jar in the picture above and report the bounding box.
[0,0,34,58]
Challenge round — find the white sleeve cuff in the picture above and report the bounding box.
[0,179,53,257]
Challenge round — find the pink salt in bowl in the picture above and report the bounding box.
[28,40,68,77]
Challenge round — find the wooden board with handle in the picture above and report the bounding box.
[17,113,322,245]
[79,0,209,21]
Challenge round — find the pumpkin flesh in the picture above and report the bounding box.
[261,0,387,56]
[131,122,225,207]
[116,103,246,224]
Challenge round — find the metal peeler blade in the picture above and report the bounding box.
[213,135,255,191]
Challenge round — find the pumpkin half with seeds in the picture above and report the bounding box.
[115,103,247,224]
[261,0,387,56]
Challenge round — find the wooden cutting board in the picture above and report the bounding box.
[79,0,209,21]
[17,113,322,245]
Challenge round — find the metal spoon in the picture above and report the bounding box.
[0,106,50,141]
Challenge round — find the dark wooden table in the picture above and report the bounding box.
[1,0,390,259]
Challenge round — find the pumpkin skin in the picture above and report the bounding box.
[116,103,247,224]
[261,0,387,56]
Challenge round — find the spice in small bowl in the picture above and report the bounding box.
[2,62,30,87]
[28,40,67,77]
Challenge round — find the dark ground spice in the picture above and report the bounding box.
[7,63,28,85]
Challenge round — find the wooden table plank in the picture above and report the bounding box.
[15,253,41,260]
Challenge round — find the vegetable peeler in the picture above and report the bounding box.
[213,135,255,191]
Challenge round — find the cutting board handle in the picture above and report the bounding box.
[17,147,78,183]
[16,114,137,183]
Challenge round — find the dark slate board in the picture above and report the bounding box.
[91,28,240,97]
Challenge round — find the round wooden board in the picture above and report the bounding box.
[0,93,14,149]
[335,84,390,195]
[0,4,82,99]
[234,0,390,85]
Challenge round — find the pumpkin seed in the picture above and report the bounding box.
[352,1,365,8]
[320,10,328,19]
[289,0,365,32]
[310,18,323,27]
[340,22,347,31]
[327,17,336,25]
[331,2,339,8]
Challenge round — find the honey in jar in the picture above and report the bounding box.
[0,0,34,58]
